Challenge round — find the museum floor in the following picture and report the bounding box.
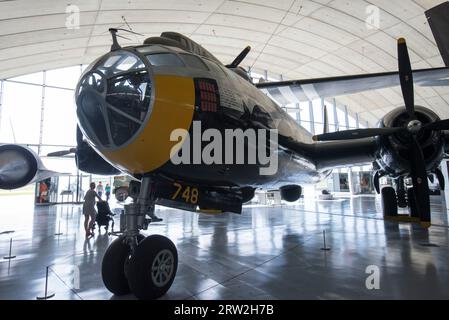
[1,194,449,300]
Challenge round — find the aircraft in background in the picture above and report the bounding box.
[1,2,449,299]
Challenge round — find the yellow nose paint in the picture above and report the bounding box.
[103,75,195,174]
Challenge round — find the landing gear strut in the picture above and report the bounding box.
[101,178,178,299]
[395,177,407,208]
[381,177,425,226]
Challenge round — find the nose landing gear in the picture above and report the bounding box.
[381,176,428,227]
[101,178,178,299]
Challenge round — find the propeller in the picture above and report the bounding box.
[313,39,449,142]
[47,148,77,157]
[47,126,83,157]
[398,38,415,118]
[312,38,449,227]
[408,136,430,226]
[323,105,329,134]
[226,46,251,69]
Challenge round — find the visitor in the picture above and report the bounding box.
[39,181,48,203]
[96,181,104,199]
[105,183,111,201]
[83,182,102,238]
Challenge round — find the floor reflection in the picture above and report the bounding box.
[1,194,449,299]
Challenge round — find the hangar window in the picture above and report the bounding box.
[146,53,185,67]
[180,54,209,71]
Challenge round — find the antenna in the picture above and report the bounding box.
[109,28,121,51]
[108,28,145,51]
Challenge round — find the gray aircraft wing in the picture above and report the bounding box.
[255,67,449,105]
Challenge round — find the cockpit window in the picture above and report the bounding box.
[76,51,152,148]
[97,54,145,76]
[146,53,184,67]
[103,55,121,68]
[136,45,167,54]
[180,54,209,71]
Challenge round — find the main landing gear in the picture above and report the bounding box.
[380,176,426,227]
[101,178,178,299]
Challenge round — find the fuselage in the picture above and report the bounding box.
[75,40,347,189]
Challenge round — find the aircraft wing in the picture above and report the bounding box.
[255,67,449,104]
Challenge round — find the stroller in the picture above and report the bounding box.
[95,201,115,233]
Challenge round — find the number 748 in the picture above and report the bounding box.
[171,182,199,204]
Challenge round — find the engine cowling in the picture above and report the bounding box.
[75,141,120,176]
[0,144,39,189]
[375,106,445,177]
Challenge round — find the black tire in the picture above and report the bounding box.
[101,235,144,296]
[397,189,407,208]
[407,187,419,218]
[381,186,397,217]
[127,235,178,300]
[280,185,302,202]
[241,187,256,203]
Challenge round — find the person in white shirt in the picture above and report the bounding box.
[83,182,102,238]
[96,181,104,199]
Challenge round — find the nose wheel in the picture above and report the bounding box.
[101,177,178,299]
[381,178,429,227]
[127,235,178,299]
[102,234,178,299]
[101,234,145,295]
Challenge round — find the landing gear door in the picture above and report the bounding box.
[155,181,243,214]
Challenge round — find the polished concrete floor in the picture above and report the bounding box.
[1,194,449,300]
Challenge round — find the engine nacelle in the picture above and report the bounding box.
[75,141,120,176]
[375,106,445,177]
[280,184,302,202]
[0,144,40,189]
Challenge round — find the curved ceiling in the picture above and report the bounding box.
[1,0,448,125]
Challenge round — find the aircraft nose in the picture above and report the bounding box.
[75,50,153,149]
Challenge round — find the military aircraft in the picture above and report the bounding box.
[1,3,449,299]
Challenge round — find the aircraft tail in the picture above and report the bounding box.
[426,2,449,67]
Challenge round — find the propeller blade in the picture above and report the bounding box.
[409,136,431,227]
[398,38,415,118]
[312,127,403,141]
[423,118,449,131]
[323,105,329,134]
[227,46,251,69]
[47,148,77,157]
